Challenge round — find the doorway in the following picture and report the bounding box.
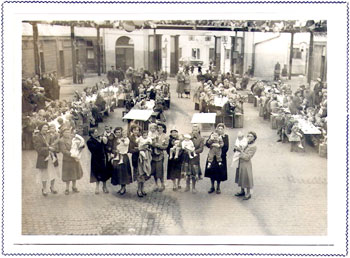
[115,36,134,72]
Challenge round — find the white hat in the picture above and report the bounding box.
[183,134,191,140]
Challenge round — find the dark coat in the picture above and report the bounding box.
[204,133,229,181]
[33,133,50,169]
[166,135,183,180]
[59,137,84,182]
[87,137,111,183]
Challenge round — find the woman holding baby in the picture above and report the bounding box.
[181,124,204,193]
[234,131,257,200]
[166,127,183,191]
[151,123,169,192]
[33,123,60,196]
[205,123,229,194]
[110,127,132,195]
[59,127,84,195]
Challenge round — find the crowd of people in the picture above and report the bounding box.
[250,77,327,152]
[25,67,257,201]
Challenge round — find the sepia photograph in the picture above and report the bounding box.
[1,0,348,255]
[21,19,328,236]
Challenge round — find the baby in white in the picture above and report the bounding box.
[231,131,248,168]
[182,134,197,159]
[70,133,85,162]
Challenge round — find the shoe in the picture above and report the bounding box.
[137,190,143,198]
[153,187,159,192]
[159,185,165,192]
[208,187,215,194]
[173,186,177,191]
[50,186,58,194]
[235,191,245,197]
[95,189,99,195]
[184,186,190,192]
[243,195,251,200]
[102,186,109,194]
[42,189,48,197]
[119,188,126,195]
[192,188,197,194]
[64,189,69,195]
[216,189,221,194]
[141,191,147,196]
[72,187,79,193]
[177,185,182,190]
[277,139,282,142]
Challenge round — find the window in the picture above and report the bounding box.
[225,49,230,59]
[293,48,302,59]
[87,49,94,59]
[179,48,182,59]
[189,35,195,41]
[86,40,93,47]
[205,36,211,41]
[192,48,200,59]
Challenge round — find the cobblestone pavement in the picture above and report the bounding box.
[22,75,327,235]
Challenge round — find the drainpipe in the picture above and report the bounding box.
[252,33,281,76]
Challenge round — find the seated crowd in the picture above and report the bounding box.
[250,78,327,152]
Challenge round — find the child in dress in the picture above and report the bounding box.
[169,139,182,160]
[289,122,303,152]
[181,134,197,159]
[137,131,152,159]
[70,132,85,162]
[137,131,152,177]
[112,130,130,164]
[231,131,248,169]
[207,131,224,168]
[148,123,160,155]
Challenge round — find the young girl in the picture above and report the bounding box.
[289,122,303,152]
[231,131,248,169]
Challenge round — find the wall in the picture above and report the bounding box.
[103,29,150,72]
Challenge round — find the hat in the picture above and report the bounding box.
[170,126,178,133]
[183,134,191,140]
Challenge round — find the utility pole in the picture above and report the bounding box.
[31,22,40,77]
[288,32,294,80]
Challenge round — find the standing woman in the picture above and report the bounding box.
[235,131,257,200]
[129,124,148,197]
[59,128,84,195]
[33,123,59,196]
[151,123,169,192]
[166,127,183,191]
[176,71,185,98]
[111,127,132,195]
[87,128,111,194]
[205,123,229,194]
[182,124,204,193]
[183,71,191,98]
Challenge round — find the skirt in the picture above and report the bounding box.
[62,159,83,182]
[36,159,60,184]
[151,159,164,179]
[111,154,132,185]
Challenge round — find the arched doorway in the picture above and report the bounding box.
[115,36,134,72]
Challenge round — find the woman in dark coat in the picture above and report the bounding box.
[204,123,229,194]
[33,123,59,196]
[59,128,84,195]
[182,124,204,193]
[235,131,257,200]
[166,127,183,191]
[87,128,111,194]
[111,127,132,195]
